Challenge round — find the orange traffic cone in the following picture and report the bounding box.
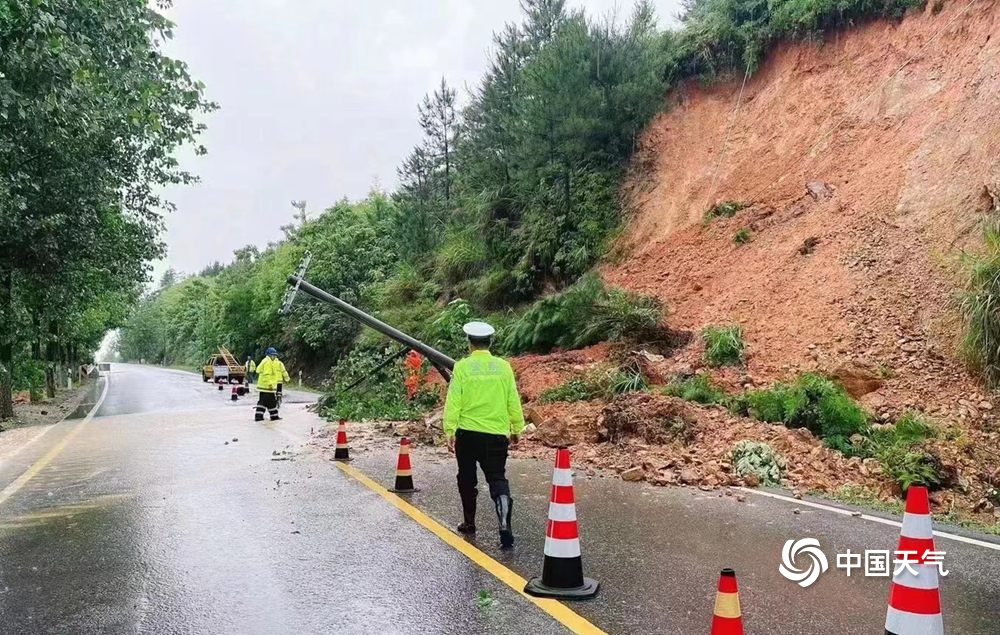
[885,485,944,635]
[710,568,744,635]
[333,419,351,462]
[231,386,238,401]
[389,437,419,493]
[524,447,599,600]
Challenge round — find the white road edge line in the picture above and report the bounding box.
[735,486,1000,551]
[0,372,113,466]
[0,373,110,507]
[1,423,57,463]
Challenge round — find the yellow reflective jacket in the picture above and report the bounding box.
[247,359,257,373]
[256,356,289,392]
[443,350,525,437]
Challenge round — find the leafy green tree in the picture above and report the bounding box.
[0,0,212,417]
[418,78,459,204]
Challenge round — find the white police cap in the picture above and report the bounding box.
[462,321,496,338]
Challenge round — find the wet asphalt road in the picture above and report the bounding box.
[351,445,1000,634]
[1,364,998,634]
[0,364,569,634]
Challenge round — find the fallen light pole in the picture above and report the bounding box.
[280,252,455,382]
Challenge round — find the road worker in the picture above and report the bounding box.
[404,349,423,400]
[443,321,525,549]
[255,347,289,421]
[245,357,257,385]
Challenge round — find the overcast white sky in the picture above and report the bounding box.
[155,0,683,278]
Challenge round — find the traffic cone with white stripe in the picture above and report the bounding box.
[885,485,944,635]
[231,386,238,401]
[524,447,599,600]
[711,568,744,635]
[333,419,351,462]
[390,437,419,493]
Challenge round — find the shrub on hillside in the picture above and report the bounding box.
[733,373,868,451]
[460,268,523,309]
[435,233,489,286]
[731,440,785,486]
[879,449,942,492]
[664,0,926,82]
[704,201,747,222]
[429,299,477,360]
[733,228,753,245]
[538,364,647,404]
[502,274,665,355]
[663,374,727,405]
[864,411,942,492]
[580,287,665,345]
[320,346,440,421]
[381,263,440,305]
[702,324,746,366]
[960,218,1000,387]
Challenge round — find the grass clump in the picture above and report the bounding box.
[476,590,495,610]
[865,411,942,492]
[732,373,868,451]
[538,364,647,404]
[705,201,748,222]
[960,218,1000,388]
[731,440,785,486]
[663,374,727,405]
[502,274,664,355]
[581,288,664,345]
[733,228,753,245]
[702,324,746,367]
[880,450,942,492]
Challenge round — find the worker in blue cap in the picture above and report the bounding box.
[255,347,289,421]
[443,321,525,549]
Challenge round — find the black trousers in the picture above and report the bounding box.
[255,391,279,421]
[455,429,510,500]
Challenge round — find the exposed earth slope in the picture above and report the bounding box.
[514,0,1000,524]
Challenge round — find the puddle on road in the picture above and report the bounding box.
[0,493,132,530]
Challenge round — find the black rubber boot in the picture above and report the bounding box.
[495,495,514,549]
[458,487,477,534]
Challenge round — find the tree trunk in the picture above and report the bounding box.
[0,270,13,420]
[45,320,58,399]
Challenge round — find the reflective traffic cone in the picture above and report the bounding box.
[231,386,238,401]
[710,568,744,635]
[885,485,944,635]
[389,437,419,493]
[333,419,351,462]
[524,447,599,600]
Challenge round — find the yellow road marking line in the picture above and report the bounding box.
[335,462,607,635]
[0,423,57,463]
[0,376,110,508]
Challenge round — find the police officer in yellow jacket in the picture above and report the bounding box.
[444,321,525,549]
[255,347,290,421]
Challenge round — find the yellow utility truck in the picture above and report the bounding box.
[201,347,246,383]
